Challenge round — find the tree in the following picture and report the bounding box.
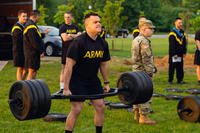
[101,0,125,36]
[190,10,200,32]
[37,5,48,25]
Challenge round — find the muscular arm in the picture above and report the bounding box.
[61,32,81,42]
[61,33,73,42]
[63,57,76,95]
[100,61,110,92]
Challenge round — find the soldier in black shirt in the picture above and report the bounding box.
[57,12,81,93]
[23,10,44,80]
[63,12,110,133]
[11,10,27,80]
[168,17,187,84]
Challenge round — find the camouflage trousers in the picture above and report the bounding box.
[133,99,152,115]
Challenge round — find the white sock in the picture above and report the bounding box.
[60,82,64,90]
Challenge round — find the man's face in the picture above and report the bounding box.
[141,26,154,37]
[85,15,101,34]
[175,19,183,30]
[64,13,72,25]
[18,13,27,24]
[35,15,40,23]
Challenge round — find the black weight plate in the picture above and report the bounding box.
[177,96,200,122]
[153,93,165,97]
[132,72,146,104]
[117,72,139,105]
[133,72,153,104]
[108,102,132,109]
[43,113,67,122]
[117,71,153,105]
[29,80,46,118]
[29,80,51,119]
[23,80,40,119]
[9,81,33,120]
[165,94,183,100]
[140,72,153,98]
[185,88,200,94]
[166,88,184,93]
[34,80,51,117]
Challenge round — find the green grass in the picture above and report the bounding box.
[1,56,200,133]
[0,37,199,132]
[107,38,196,58]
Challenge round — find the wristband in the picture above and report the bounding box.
[104,81,110,84]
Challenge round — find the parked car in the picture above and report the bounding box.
[116,28,129,38]
[38,26,62,56]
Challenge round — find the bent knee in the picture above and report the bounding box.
[93,101,105,111]
[71,104,84,115]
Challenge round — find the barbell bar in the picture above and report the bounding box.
[8,71,153,121]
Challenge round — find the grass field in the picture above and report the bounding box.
[1,37,200,133]
[107,38,196,58]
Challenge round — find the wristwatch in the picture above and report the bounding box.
[104,81,110,84]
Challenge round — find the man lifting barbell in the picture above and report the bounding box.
[62,12,110,133]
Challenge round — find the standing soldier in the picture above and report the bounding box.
[131,19,156,124]
[23,10,44,80]
[57,11,81,94]
[168,17,187,84]
[132,16,146,39]
[12,10,27,80]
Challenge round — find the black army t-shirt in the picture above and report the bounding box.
[59,23,79,46]
[67,32,110,83]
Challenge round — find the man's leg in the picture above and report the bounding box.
[27,68,37,80]
[197,65,200,82]
[59,64,65,91]
[168,59,175,83]
[65,102,84,132]
[133,105,139,121]
[176,60,184,83]
[91,99,105,133]
[138,102,156,124]
[22,68,27,80]
[16,67,24,80]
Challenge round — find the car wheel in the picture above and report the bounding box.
[45,44,54,56]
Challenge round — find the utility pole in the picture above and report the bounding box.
[33,0,36,10]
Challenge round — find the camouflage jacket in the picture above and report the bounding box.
[131,34,155,75]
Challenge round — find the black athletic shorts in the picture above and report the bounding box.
[61,45,69,64]
[69,78,104,102]
[13,53,25,67]
[25,54,40,70]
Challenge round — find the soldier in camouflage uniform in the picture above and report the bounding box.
[131,19,156,124]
